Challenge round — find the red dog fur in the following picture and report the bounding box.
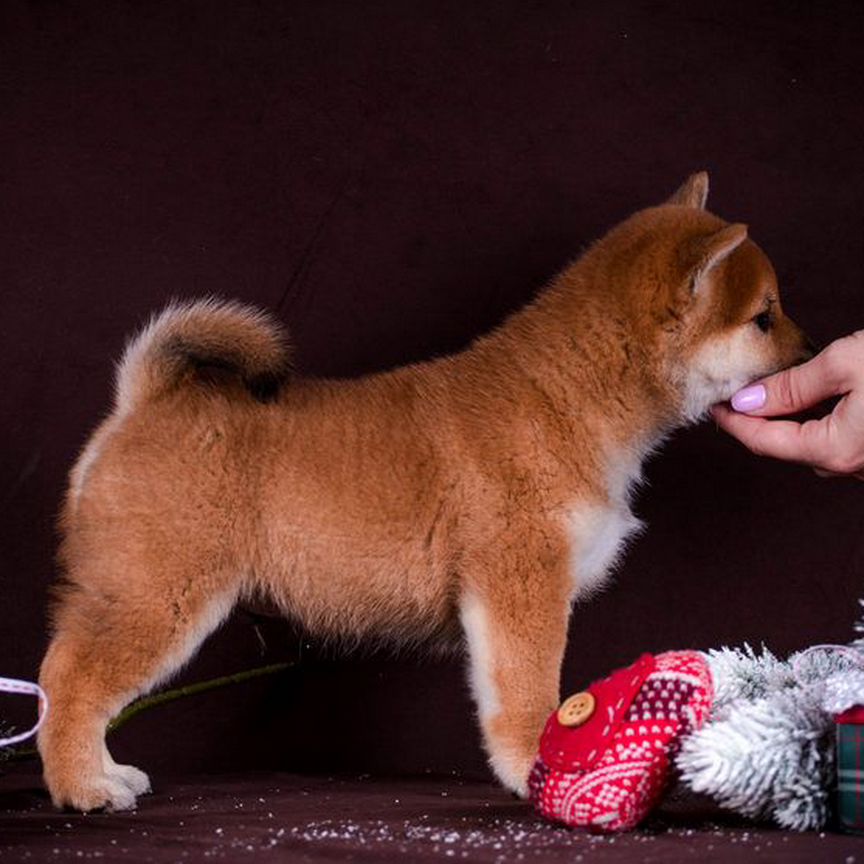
[38,173,810,810]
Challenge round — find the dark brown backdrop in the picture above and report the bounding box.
[2,0,862,782]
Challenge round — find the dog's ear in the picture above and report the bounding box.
[690,223,748,294]
[667,172,709,209]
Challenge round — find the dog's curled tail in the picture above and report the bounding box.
[114,298,290,413]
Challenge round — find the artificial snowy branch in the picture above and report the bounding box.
[676,644,852,831]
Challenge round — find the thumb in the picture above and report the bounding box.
[730,346,848,417]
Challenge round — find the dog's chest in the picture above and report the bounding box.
[565,502,642,597]
[564,456,646,597]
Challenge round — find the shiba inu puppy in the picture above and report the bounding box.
[38,173,811,811]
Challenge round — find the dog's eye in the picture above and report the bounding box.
[753,311,772,333]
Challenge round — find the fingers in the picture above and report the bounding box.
[730,340,854,418]
[711,403,836,466]
[715,334,864,477]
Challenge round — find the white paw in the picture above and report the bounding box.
[489,748,532,798]
[99,777,139,812]
[109,763,151,797]
[51,775,139,812]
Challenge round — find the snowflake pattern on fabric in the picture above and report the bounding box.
[529,651,713,833]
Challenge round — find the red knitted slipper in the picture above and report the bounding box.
[529,650,713,832]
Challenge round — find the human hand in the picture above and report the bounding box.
[711,331,864,479]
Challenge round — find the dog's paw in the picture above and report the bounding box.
[48,774,140,812]
[108,763,151,797]
[489,747,533,799]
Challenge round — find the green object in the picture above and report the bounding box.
[837,722,864,833]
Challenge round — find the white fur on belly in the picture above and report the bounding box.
[566,503,643,599]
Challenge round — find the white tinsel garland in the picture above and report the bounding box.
[823,669,864,715]
[703,644,794,719]
[677,630,864,832]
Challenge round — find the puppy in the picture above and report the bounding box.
[38,173,811,811]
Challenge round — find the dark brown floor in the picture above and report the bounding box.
[1,765,862,863]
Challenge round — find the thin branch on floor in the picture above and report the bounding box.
[3,661,294,764]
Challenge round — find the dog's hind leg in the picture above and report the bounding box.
[459,525,572,796]
[38,559,236,812]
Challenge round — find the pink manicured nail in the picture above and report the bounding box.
[731,384,766,413]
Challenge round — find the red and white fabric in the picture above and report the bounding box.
[529,650,713,832]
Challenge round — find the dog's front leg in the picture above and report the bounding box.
[459,535,571,797]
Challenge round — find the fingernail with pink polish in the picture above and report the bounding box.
[731,384,766,413]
